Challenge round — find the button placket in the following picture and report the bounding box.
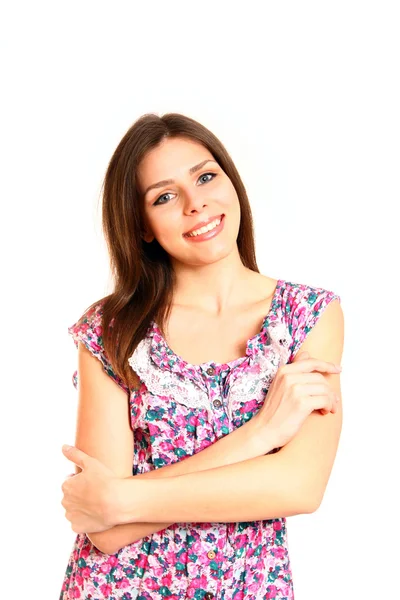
[209,370,223,411]
[203,547,217,600]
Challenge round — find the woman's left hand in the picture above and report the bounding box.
[61,445,121,534]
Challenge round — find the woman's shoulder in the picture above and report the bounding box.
[68,299,108,360]
[72,298,106,328]
[256,274,341,332]
[68,298,130,393]
[280,278,341,308]
[276,278,341,362]
[252,273,340,308]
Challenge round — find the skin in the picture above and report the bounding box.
[138,136,265,315]
[61,137,343,550]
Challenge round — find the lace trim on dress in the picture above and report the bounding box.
[128,337,212,416]
[128,318,293,423]
[226,320,292,420]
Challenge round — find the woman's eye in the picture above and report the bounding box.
[153,172,217,205]
[154,192,173,206]
[198,172,217,184]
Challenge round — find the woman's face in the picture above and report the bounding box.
[137,136,241,267]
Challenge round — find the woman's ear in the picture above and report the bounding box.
[140,214,155,243]
[143,234,155,243]
[141,228,155,243]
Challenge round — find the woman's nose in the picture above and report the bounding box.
[183,188,208,214]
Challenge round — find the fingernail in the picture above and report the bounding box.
[62,444,72,452]
[335,364,342,371]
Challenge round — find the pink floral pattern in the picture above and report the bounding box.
[61,279,340,599]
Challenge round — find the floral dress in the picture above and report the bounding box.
[60,278,341,600]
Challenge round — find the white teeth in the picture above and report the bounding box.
[186,217,221,237]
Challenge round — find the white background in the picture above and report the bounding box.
[1,1,399,598]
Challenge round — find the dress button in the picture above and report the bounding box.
[207,550,216,559]
[204,593,214,600]
[213,399,222,409]
[206,366,215,375]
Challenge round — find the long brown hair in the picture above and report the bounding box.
[79,112,259,391]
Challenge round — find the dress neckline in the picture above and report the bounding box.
[149,278,285,371]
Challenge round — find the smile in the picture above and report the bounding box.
[185,216,222,237]
[183,214,225,243]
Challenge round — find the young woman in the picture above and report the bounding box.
[60,112,344,600]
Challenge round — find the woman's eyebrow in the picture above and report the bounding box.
[143,159,218,196]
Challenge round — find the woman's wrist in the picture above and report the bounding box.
[108,476,138,526]
[250,415,281,454]
[109,418,280,527]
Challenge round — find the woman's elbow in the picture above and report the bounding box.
[86,533,119,556]
[302,483,328,514]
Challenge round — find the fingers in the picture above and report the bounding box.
[315,391,339,415]
[286,357,342,374]
[296,381,334,396]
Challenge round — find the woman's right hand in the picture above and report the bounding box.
[254,350,342,449]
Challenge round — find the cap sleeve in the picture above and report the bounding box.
[286,282,341,363]
[68,302,129,394]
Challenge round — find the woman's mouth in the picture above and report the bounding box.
[183,214,225,242]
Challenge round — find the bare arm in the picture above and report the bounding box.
[88,416,277,554]
[115,300,343,526]
[116,398,342,524]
